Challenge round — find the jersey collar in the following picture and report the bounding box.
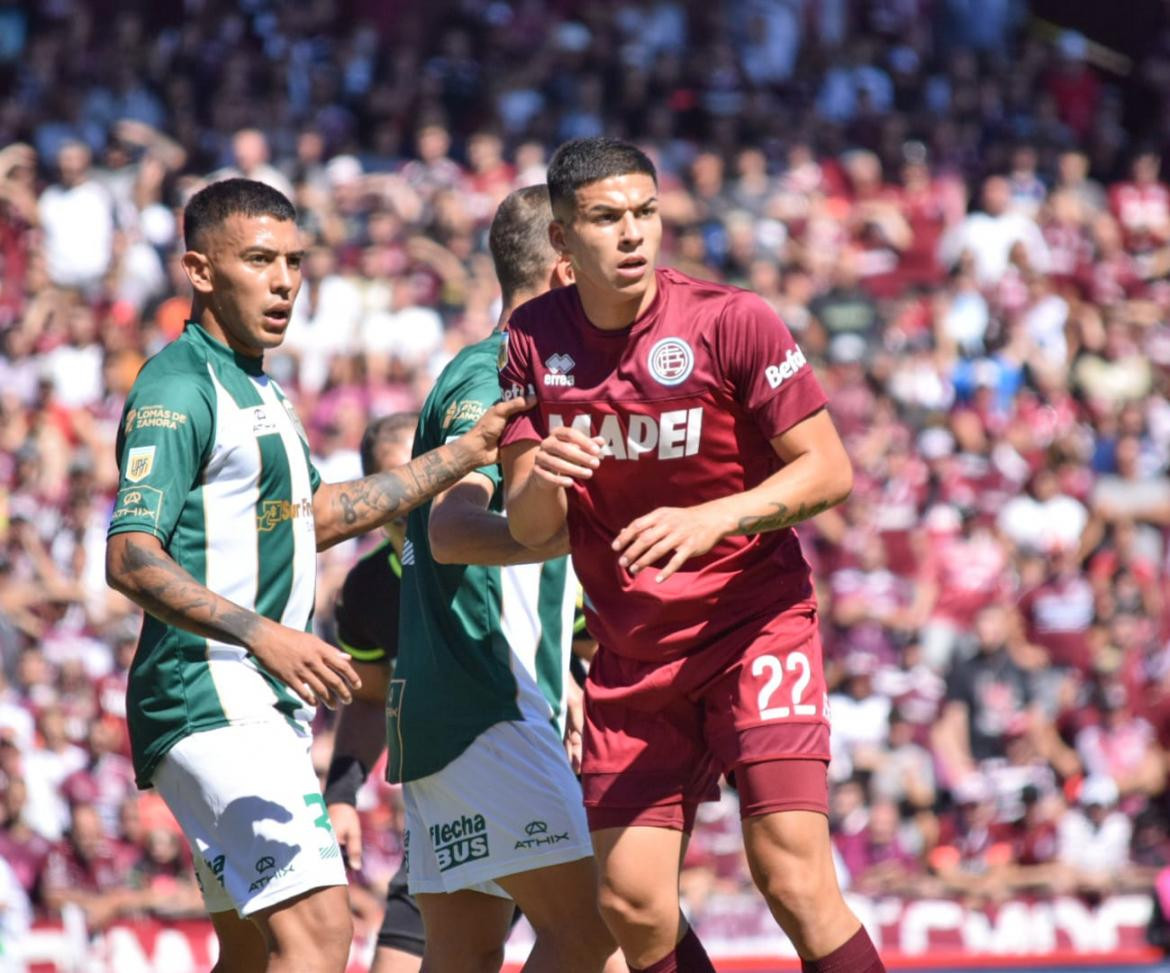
[185,321,266,377]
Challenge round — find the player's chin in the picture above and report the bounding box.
[609,264,652,291]
[255,319,290,345]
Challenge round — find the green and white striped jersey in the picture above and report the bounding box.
[108,322,321,788]
[389,332,577,784]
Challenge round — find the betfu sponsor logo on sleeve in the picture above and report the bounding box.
[514,819,569,850]
[765,347,808,389]
[430,813,490,871]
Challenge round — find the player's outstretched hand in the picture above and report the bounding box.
[459,394,537,467]
[612,503,727,583]
[328,802,363,871]
[249,622,361,710]
[533,426,605,489]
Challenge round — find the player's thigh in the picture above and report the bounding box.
[416,889,514,969]
[252,885,353,964]
[493,855,606,936]
[581,647,719,834]
[209,909,266,973]
[702,618,831,793]
[403,720,592,897]
[152,722,347,919]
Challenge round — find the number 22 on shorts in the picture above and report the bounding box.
[751,651,819,720]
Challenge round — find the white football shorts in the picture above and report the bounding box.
[403,718,593,897]
[152,721,346,916]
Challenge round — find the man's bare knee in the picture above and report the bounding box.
[750,853,830,920]
[596,878,674,939]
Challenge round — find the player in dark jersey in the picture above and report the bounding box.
[500,138,885,973]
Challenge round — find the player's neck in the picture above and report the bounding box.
[191,303,263,361]
[577,274,658,332]
[497,286,550,329]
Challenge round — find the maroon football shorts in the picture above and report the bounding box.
[581,607,831,833]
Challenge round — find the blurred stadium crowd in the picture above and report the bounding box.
[5,0,1170,954]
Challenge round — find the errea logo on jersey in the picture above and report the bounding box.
[544,353,575,387]
[765,347,808,389]
[550,409,703,460]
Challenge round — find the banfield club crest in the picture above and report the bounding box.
[647,338,694,386]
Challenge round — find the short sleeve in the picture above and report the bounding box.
[713,291,828,441]
[498,323,542,448]
[108,371,214,544]
[442,367,505,490]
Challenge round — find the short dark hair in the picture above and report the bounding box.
[546,137,657,217]
[360,413,418,476]
[184,178,296,251]
[488,186,557,305]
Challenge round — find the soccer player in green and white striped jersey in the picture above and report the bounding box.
[321,186,615,973]
[105,178,530,973]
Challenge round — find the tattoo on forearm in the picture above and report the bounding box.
[325,445,469,542]
[735,499,833,536]
[117,538,261,646]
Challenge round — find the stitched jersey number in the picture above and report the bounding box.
[751,652,818,719]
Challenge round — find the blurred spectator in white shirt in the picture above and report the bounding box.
[37,141,115,294]
[939,175,1050,287]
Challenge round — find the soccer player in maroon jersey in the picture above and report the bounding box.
[499,137,884,973]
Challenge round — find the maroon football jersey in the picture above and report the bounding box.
[500,268,828,661]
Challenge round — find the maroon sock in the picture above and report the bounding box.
[629,926,717,973]
[801,925,885,973]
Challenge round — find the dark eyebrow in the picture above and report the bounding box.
[242,246,305,259]
[584,196,659,214]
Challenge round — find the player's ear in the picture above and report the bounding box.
[551,254,574,288]
[181,249,214,294]
[548,219,569,258]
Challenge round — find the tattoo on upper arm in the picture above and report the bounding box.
[734,499,833,536]
[116,536,260,646]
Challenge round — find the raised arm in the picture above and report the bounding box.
[106,530,358,707]
[313,395,533,549]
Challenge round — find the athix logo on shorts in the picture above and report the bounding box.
[515,819,570,850]
[764,347,808,389]
[544,353,576,387]
[430,813,490,872]
[249,863,295,893]
[549,410,703,461]
[647,337,694,386]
